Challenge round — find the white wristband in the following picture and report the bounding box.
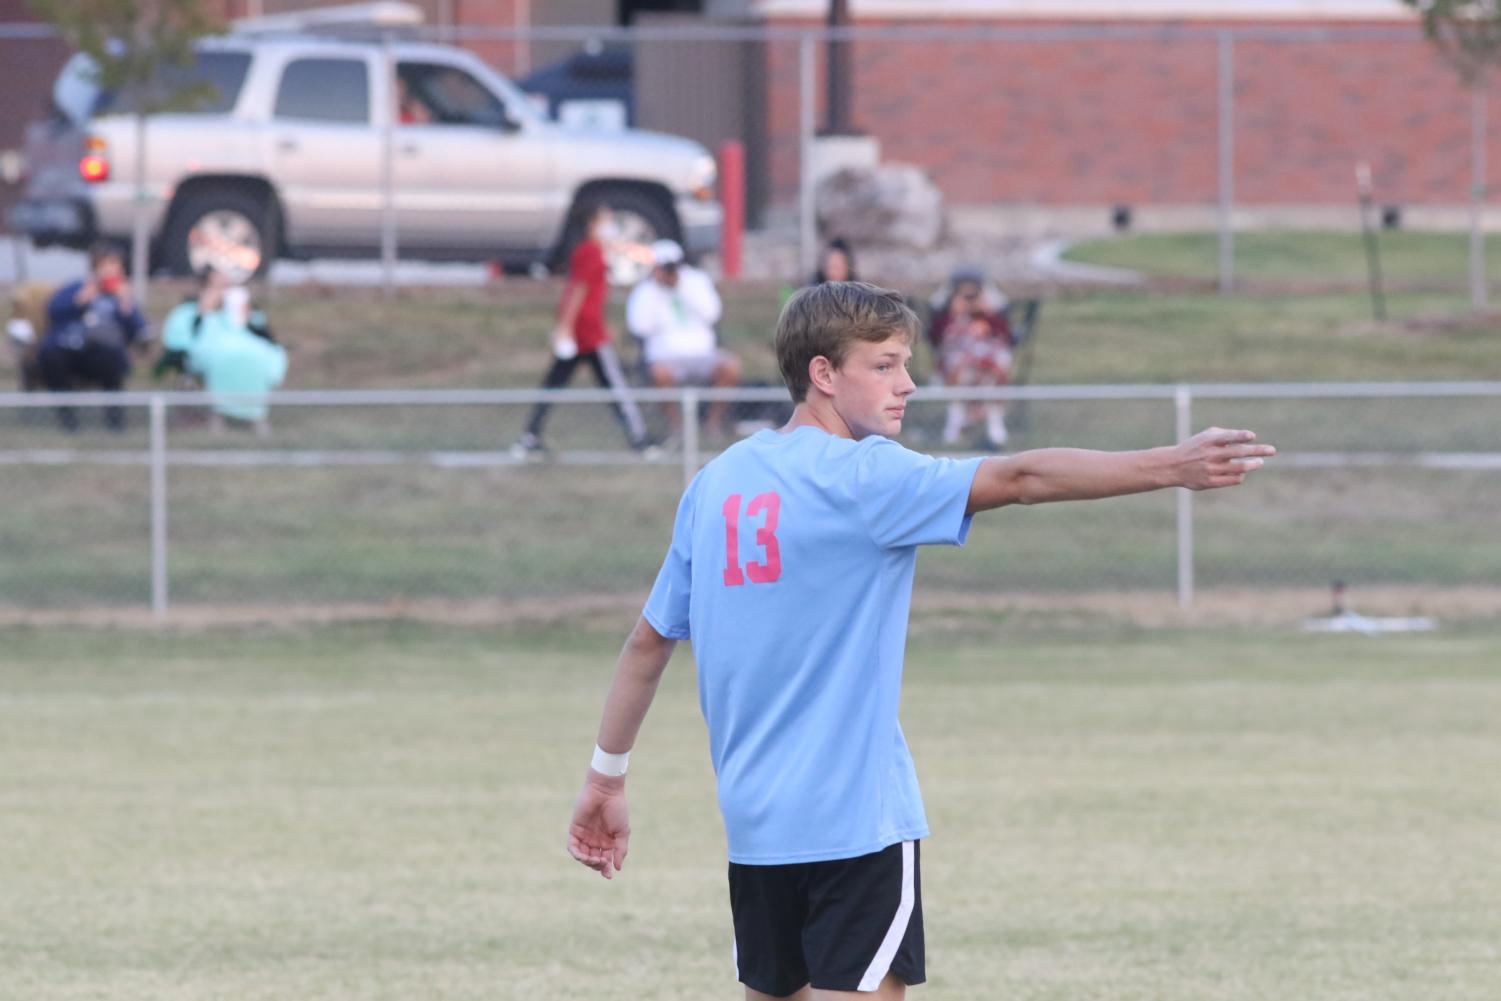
[591,745,630,777]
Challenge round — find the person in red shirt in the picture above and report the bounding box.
[514,202,651,456]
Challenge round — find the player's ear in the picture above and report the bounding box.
[808,355,837,396]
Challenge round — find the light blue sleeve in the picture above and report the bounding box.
[642,478,698,639]
[854,437,985,549]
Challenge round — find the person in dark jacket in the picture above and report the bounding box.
[37,242,148,431]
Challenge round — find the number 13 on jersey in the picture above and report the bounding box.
[722,492,782,586]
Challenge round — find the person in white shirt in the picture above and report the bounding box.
[626,239,742,441]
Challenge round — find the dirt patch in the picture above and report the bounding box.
[4,586,1499,632]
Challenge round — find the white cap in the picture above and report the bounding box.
[650,239,684,266]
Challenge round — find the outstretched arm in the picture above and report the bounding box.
[967,427,1275,514]
[566,616,677,880]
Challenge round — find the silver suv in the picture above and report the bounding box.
[11,31,721,279]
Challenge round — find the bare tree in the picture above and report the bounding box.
[28,0,223,307]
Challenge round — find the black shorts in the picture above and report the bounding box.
[728,840,924,996]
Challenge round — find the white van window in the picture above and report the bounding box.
[274,58,370,124]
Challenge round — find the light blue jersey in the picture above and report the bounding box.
[643,426,983,865]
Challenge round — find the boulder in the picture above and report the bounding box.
[816,164,946,250]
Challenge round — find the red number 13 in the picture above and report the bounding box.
[722,492,782,586]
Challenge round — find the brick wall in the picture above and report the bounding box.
[762,18,1500,210]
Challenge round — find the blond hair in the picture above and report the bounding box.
[775,281,919,402]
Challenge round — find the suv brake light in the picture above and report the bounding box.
[80,155,109,182]
[80,135,109,182]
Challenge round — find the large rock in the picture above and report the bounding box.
[816,164,946,250]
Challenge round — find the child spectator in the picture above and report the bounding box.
[159,268,287,434]
[928,267,1014,449]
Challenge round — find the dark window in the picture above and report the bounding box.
[397,63,510,128]
[274,58,370,124]
[93,51,253,116]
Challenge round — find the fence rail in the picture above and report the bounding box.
[4,382,1499,619]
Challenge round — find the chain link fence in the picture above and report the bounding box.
[3,383,1499,619]
[2,20,1499,291]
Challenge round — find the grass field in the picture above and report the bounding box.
[12,230,1501,396]
[2,617,1498,1001]
[1062,229,1501,288]
[6,460,1501,610]
[3,234,1498,998]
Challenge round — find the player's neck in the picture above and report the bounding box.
[781,399,854,439]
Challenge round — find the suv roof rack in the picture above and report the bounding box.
[231,1,424,37]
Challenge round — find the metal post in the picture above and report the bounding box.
[380,31,398,301]
[1471,81,1488,311]
[798,32,817,282]
[1174,386,1194,609]
[149,394,169,618]
[515,0,532,78]
[131,112,151,309]
[1356,162,1387,322]
[681,388,700,489]
[1217,31,1235,295]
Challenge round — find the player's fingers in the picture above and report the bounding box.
[1212,428,1256,445]
[615,834,630,871]
[1221,443,1275,459]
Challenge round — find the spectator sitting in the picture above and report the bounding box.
[37,241,148,432]
[626,239,742,442]
[811,237,858,285]
[928,267,1014,449]
[158,268,287,434]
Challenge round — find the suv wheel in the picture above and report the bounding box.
[564,187,677,287]
[162,187,275,281]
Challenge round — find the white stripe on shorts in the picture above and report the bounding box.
[857,840,915,992]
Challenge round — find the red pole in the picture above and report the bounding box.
[719,139,745,281]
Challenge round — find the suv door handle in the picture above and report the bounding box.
[276,138,300,153]
[399,143,419,155]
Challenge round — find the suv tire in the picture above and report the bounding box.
[162,186,277,280]
[558,185,678,284]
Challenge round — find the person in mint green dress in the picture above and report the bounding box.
[159,269,287,430]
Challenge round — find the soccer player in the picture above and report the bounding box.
[567,281,1274,1000]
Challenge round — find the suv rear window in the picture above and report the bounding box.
[58,50,252,121]
[274,58,370,124]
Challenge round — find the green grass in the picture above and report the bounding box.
[5,460,1501,609]
[4,236,1501,615]
[1,619,1498,1000]
[1062,229,1501,286]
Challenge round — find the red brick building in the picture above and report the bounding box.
[749,1,1493,216]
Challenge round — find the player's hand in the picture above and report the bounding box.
[1175,427,1275,490]
[567,770,630,880]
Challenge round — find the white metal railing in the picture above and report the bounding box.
[4,381,1501,618]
